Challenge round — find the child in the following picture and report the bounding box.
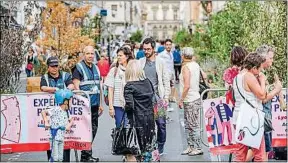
[41,89,74,162]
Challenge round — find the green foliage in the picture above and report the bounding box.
[174,1,287,87]
[129,30,143,43]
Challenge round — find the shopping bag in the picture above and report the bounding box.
[235,102,265,149]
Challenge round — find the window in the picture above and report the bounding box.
[153,9,157,20]
[163,26,167,39]
[163,9,167,20]
[173,9,178,20]
[153,26,158,39]
[111,5,117,17]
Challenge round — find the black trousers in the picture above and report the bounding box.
[81,105,99,159]
[47,149,70,162]
[174,64,181,81]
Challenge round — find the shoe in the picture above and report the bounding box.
[167,107,174,112]
[80,156,100,162]
[188,149,204,156]
[181,147,193,155]
[159,152,166,156]
[166,117,173,124]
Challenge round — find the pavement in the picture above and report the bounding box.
[0,74,285,162]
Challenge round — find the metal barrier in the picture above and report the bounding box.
[1,90,91,162]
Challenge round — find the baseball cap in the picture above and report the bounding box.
[47,56,59,66]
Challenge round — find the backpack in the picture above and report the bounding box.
[173,50,181,64]
[104,67,117,106]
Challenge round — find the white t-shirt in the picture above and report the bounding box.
[47,106,68,141]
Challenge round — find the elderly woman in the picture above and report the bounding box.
[124,60,158,162]
[232,52,282,162]
[178,47,203,156]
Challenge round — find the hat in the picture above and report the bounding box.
[47,56,59,66]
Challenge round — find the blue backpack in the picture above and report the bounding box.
[173,50,181,64]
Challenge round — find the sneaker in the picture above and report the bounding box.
[181,147,193,155]
[167,107,174,112]
[166,117,173,123]
[188,149,204,156]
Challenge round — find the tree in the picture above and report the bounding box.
[0,1,43,93]
[174,1,287,86]
[129,30,143,43]
[38,2,94,63]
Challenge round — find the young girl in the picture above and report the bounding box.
[41,89,74,162]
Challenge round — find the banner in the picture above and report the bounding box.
[202,89,287,155]
[1,93,92,153]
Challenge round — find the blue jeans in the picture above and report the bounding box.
[25,68,32,77]
[114,106,127,128]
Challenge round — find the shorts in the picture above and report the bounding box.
[264,132,272,152]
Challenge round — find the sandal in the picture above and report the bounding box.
[181,147,193,155]
[188,149,204,156]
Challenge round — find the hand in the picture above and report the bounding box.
[274,80,282,92]
[164,98,169,105]
[44,121,50,130]
[178,100,183,109]
[258,73,266,84]
[69,117,74,124]
[98,106,104,116]
[66,125,72,131]
[109,106,115,118]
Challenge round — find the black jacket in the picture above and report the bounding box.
[124,78,155,151]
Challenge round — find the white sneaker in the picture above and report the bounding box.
[167,107,174,112]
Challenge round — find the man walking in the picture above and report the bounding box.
[159,39,176,112]
[72,45,103,162]
[139,37,170,155]
[40,56,74,162]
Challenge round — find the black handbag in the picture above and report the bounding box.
[199,70,209,100]
[111,112,141,155]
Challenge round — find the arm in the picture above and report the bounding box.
[41,110,50,129]
[72,68,82,90]
[180,66,190,101]
[124,84,134,112]
[245,73,266,100]
[108,87,114,109]
[66,117,74,131]
[161,60,171,100]
[40,76,58,93]
[65,73,75,90]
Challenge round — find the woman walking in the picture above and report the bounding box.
[105,47,134,127]
[25,47,35,77]
[178,47,203,156]
[124,60,158,162]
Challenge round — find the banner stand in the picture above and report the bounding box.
[200,88,287,162]
[1,90,92,162]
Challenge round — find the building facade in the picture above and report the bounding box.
[142,1,182,40]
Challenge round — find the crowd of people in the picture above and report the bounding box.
[35,35,282,162]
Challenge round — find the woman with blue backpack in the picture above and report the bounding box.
[173,44,182,83]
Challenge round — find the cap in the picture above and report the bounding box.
[47,56,59,66]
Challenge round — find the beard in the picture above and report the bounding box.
[145,52,153,58]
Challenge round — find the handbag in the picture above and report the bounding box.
[112,111,141,155]
[26,63,33,71]
[235,76,265,149]
[199,70,209,100]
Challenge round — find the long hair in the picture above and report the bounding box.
[125,60,146,82]
[116,46,134,68]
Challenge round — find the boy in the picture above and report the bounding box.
[41,89,74,162]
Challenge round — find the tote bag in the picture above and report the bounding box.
[234,76,265,149]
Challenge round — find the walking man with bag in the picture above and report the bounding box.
[72,45,104,162]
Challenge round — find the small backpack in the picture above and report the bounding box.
[104,67,117,106]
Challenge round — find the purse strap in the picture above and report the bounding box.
[235,76,256,109]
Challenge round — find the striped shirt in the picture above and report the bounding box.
[104,66,125,107]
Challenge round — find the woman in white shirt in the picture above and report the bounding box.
[178,47,203,156]
[104,47,134,127]
[232,52,282,162]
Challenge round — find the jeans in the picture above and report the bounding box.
[49,139,64,162]
[25,68,32,77]
[114,106,127,128]
[155,117,166,153]
[81,105,99,160]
